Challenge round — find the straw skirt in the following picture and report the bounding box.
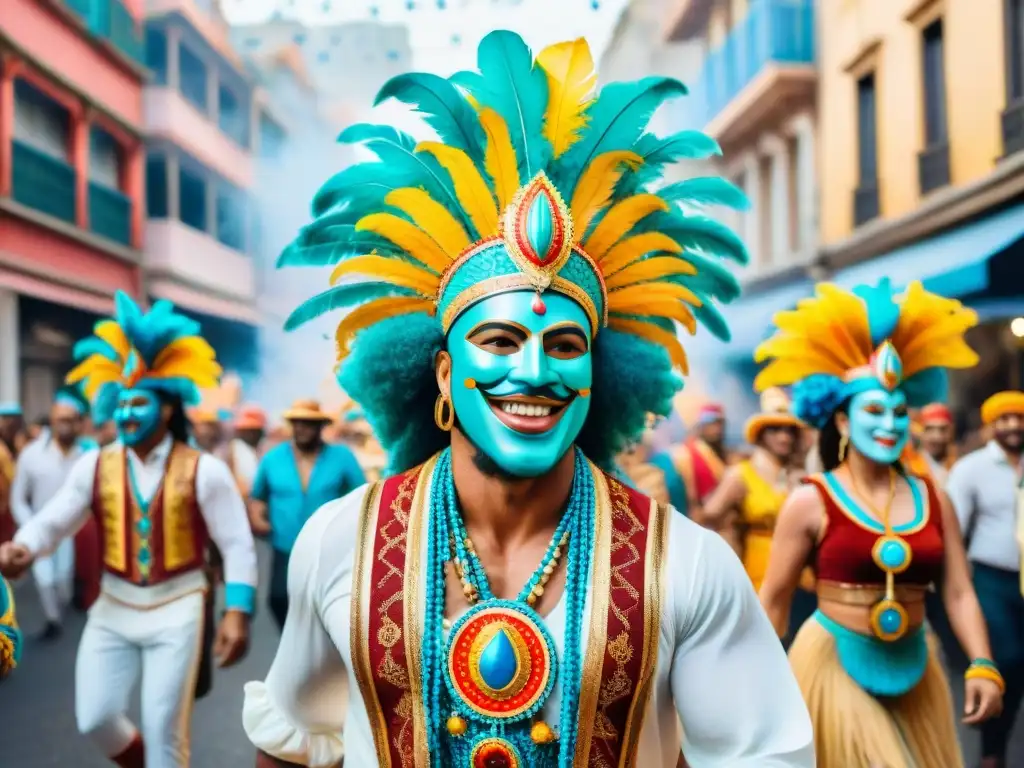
[789,616,963,768]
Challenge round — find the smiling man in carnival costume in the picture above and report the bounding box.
[0,292,258,768]
[242,31,813,768]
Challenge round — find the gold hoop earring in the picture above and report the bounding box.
[838,433,849,464]
[434,394,454,432]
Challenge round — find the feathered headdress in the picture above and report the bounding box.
[754,279,978,429]
[65,291,222,423]
[281,31,749,470]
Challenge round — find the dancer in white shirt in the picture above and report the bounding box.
[9,387,94,638]
[0,292,258,768]
[243,30,813,768]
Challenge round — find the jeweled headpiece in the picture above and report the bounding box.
[754,279,978,428]
[282,31,750,470]
[66,291,221,422]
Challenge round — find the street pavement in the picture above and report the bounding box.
[0,542,1021,766]
[0,544,281,767]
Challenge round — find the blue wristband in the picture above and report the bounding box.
[224,583,256,615]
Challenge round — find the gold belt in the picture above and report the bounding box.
[815,580,929,606]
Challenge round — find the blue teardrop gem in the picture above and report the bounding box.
[478,628,519,691]
[525,191,555,264]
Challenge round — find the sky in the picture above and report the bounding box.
[221,0,631,74]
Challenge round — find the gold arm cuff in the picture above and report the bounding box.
[815,580,929,606]
[965,666,1006,694]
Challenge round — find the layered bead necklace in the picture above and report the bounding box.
[421,448,595,768]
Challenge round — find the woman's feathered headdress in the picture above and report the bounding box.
[754,279,978,429]
[65,291,222,422]
[281,31,749,470]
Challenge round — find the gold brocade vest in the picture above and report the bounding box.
[92,443,206,585]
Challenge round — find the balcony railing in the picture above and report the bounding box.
[11,141,76,224]
[63,0,145,64]
[696,0,815,124]
[89,182,132,245]
[918,141,950,195]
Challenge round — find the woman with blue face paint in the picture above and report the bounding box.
[757,280,1003,768]
[241,31,815,768]
[0,292,258,768]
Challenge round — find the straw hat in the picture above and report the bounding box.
[282,398,333,422]
[234,404,267,430]
[743,388,803,444]
[189,407,220,425]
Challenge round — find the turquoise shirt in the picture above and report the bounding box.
[252,443,366,554]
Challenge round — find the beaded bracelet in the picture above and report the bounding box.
[965,659,1006,694]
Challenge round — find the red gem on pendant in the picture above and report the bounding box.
[531,294,547,315]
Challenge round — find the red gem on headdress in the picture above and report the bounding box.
[531,294,547,315]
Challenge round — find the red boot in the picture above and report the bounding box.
[110,734,144,768]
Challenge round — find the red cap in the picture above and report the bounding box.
[919,403,953,425]
[697,402,725,424]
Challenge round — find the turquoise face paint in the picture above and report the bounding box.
[448,291,592,477]
[848,387,910,465]
[113,388,163,446]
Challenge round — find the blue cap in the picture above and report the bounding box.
[0,403,21,417]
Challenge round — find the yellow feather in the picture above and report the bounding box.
[583,194,669,258]
[335,297,435,361]
[608,292,697,334]
[609,317,689,374]
[569,150,642,239]
[93,321,131,362]
[329,255,439,297]
[152,337,216,372]
[478,108,520,212]
[603,257,696,290]
[415,142,499,237]
[384,188,471,259]
[754,357,848,392]
[82,371,121,401]
[600,233,682,277]
[356,213,452,274]
[66,355,121,386]
[536,38,597,158]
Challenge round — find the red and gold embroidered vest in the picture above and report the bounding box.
[92,443,207,585]
[350,455,668,767]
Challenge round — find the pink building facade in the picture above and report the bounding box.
[142,0,260,388]
[0,0,146,416]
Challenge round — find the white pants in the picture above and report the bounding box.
[32,537,74,622]
[75,590,207,768]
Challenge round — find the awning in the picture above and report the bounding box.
[830,203,1024,297]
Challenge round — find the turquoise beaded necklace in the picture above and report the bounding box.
[422,448,595,768]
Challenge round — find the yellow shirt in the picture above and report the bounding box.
[736,460,787,592]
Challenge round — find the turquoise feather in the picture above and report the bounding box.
[375,73,485,163]
[331,123,474,234]
[853,278,900,345]
[692,301,732,342]
[555,76,688,193]
[280,228,409,268]
[654,214,749,264]
[72,337,118,362]
[660,177,749,210]
[451,30,550,178]
[313,164,408,217]
[616,130,722,196]
[284,282,418,331]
